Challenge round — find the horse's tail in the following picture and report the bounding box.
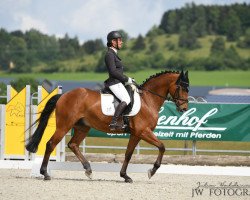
[26,94,62,153]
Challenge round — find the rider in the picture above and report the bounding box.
[104,31,134,130]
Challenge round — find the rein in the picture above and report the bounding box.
[134,82,188,105]
[133,82,168,100]
[140,87,168,100]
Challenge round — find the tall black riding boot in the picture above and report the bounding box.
[109,101,127,130]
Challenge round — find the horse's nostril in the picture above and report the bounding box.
[179,107,187,112]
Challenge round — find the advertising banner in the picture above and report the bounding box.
[89,102,250,142]
[155,102,250,141]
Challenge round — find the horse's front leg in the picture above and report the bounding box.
[140,127,165,179]
[120,134,140,183]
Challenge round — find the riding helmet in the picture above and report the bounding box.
[107,31,122,43]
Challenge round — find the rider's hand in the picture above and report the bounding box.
[131,84,137,91]
[125,77,134,85]
[126,77,137,91]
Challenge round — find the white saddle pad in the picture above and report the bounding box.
[101,90,141,116]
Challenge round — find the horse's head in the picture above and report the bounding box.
[169,70,189,112]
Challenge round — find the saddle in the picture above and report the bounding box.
[100,85,141,116]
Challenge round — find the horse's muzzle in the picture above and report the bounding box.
[177,107,187,112]
[180,107,188,112]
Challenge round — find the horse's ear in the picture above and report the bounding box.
[184,71,190,87]
[176,70,184,84]
[180,70,184,79]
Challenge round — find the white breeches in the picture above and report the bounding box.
[109,83,131,105]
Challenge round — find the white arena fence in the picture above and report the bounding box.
[0,85,250,162]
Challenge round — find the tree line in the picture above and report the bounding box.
[159,2,250,46]
[0,3,249,73]
[0,29,105,72]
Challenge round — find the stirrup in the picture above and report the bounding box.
[109,123,127,131]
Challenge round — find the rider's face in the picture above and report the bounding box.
[112,38,123,49]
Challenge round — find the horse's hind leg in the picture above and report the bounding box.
[68,126,92,179]
[40,128,67,180]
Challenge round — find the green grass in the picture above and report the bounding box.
[189,71,250,87]
[0,71,107,82]
[1,70,250,86]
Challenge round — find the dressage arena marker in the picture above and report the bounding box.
[0,85,65,161]
[0,160,249,178]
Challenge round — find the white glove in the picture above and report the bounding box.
[131,84,137,91]
[125,77,134,85]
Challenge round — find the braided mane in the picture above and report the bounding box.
[140,70,180,87]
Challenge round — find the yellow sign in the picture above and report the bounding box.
[5,87,26,156]
[10,86,18,100]
[41,87,49,100]
[36,87,59,156]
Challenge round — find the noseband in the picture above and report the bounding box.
[173,84,189,108]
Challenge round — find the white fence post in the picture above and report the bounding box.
[82,139,86,154]
[56,86,65,162]
[192,140,197,156]
[25,85,31,160]
[37,86,42,103]
[6,85,11,102]
[0,105,6,160]
[29,105,38,161]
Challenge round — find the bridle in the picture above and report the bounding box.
[135,81,189,108]
[172,83,189,108]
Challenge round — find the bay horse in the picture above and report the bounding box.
[26,70,189,182]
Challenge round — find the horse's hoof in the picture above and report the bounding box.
[85,171,93,179]
[148,169,153,179]
[125,178,133,183]
[44,175,51,181]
